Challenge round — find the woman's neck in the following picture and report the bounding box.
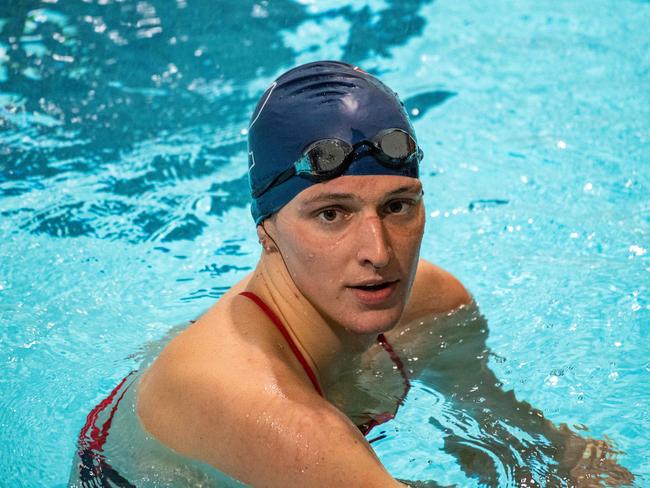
[246,251,376,383]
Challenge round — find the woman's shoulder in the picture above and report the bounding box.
[400,259,472,323]
[135,293,296,455]
[135,283,323,437]
[137,289,287,407]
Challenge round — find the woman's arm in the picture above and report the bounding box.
[396,260,633,486]
[137,336,406,488]
[397,302,633,486]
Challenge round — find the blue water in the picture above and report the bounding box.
[1,0,648,486]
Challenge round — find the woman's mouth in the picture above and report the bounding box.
[348,280,399,305]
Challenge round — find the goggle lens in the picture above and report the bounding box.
[309,139,348,172]
[378,129,416,159]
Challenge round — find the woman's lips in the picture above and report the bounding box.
[348,280,399,305]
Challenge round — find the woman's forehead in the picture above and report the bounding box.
[292,175,422,206]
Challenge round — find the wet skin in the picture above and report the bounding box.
[260,175,426,337]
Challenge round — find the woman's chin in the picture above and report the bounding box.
[338,308,404,336]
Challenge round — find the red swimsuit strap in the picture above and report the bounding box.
[239,291,324,397]
[377,333,411,399]
[358,333,412,440]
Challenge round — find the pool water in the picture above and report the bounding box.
[1,0,648,486]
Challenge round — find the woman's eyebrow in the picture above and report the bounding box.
[385,184,423,197]
[301,184,423,206]
[301,193,357,206]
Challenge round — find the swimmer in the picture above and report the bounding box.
[73,61,634,487]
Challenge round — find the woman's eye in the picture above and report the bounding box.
[318,208,340,222]
[386,200,412,215]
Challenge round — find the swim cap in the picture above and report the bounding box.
[247,60,420,224]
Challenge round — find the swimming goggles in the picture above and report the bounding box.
[252,128,423,199]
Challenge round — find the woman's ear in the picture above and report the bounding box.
[256,224,277,253]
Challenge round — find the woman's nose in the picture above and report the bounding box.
[355,216,391,269]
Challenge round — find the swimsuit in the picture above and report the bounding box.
[75,292,411,485]
[77,372,137,487]
[239,291,411,441]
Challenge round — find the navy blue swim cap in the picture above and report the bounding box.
[247,60,420,224]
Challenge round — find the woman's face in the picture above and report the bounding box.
[263,174,425,335]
